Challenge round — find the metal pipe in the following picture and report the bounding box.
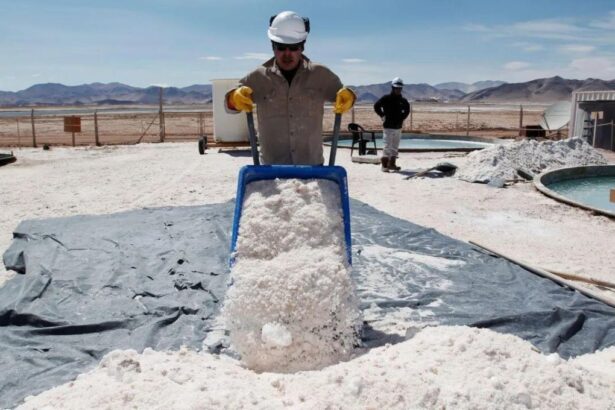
[246,112,260,165]
[328,113,342,166]
[470,240,615,308]
[592,112,598,147]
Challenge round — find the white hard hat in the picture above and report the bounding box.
[268,11,310,44]
[392,77,404,88]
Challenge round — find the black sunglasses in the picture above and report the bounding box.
[273,43,302,52]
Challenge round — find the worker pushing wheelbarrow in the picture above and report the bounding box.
[225,10,356,264]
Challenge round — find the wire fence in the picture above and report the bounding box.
[0,103,549,148]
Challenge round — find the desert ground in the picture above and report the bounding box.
[1,105,614,408]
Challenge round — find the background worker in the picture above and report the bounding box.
[226,11,355,165]
[373,77,410,172]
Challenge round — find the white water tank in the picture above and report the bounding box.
[211,78,249,142]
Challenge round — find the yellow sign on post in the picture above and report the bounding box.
[63,116,81,147]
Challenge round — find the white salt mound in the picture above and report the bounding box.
[19,326,615,410]
[457,137,607,183]
[235,178,346,260]
[224,178,361,373]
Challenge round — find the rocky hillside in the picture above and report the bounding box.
[434,80,506,93]
[462,76,615,103]
[2,77,615,106]
[351,83,464,103]
[0,83,212,106]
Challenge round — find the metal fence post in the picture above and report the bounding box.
[466,105,470,137]
[30,109,37,147]
[159,87,165,142]
[94,110,100,146]
[16,119,21,148]
[519,105,524,137]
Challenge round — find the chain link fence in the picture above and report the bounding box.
[0,103,550,148]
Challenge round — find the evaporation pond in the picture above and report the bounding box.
[548,176,615,212]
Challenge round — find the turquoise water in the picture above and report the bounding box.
[548,176,615,213]
[333,135,492,150]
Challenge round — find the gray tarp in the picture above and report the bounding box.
[2,199,615,408]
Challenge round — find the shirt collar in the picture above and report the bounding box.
[265,55,311,78]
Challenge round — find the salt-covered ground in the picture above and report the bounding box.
[1,141,615,408]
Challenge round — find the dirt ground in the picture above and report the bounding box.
[0,103,549,147]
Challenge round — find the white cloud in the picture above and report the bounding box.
[469,18,591,42]
[590,10,615,30]
[559,44,596,54]
[199,56,222,61]
[504,61,531,71]
[234,53,270,61]
[341,58,365,63]
[150,83,169,88]
[31,73,41,77]
[463,23,490,32]
[568,57,615,78]
[493,57,615,83]
[513,42,544,52]
[513,19,582,35]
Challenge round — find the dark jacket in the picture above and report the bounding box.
[374,92,410,129]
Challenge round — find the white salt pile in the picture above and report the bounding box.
[18,326,615,409]
[457,137,607,183]
[223,178,362,372]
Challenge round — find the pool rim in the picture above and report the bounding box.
[534,165,615,218]
[323,133,501,153]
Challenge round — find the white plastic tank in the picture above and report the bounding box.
[211,78,249,142]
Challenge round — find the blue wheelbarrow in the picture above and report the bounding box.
[229,112,352,266]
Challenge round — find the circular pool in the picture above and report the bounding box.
[535,165,615,218]
[325,133,494,152]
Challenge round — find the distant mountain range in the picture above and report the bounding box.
[434,80,506,94]
[0,82,213,106]
[460,76,615,103]
[1,77,615,106]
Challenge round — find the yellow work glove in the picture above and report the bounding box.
[334,87,356,114]
[228,86,254,112]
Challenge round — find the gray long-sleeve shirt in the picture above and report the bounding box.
[229,56,342,165]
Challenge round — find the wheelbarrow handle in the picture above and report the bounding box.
[246,111,260,166]
[328,113,342,166]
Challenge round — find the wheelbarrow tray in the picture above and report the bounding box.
[230,164,352,266]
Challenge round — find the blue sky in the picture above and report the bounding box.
[1,0,615,91]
